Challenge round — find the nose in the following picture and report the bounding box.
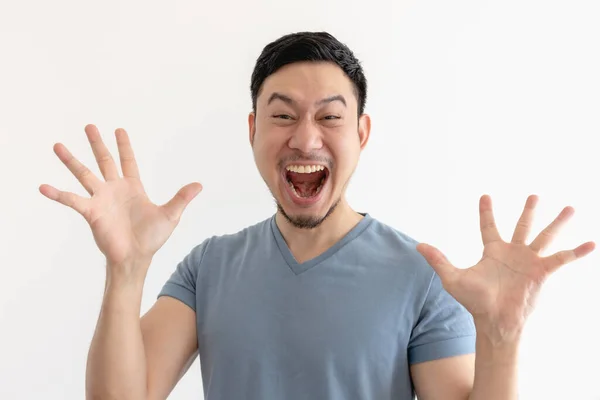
[287,117,323,154]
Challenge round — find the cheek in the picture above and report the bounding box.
[253,135,283,177]
[329,136,361,175]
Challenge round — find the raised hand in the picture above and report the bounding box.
[40,124,202,279]
[416,195,595,343]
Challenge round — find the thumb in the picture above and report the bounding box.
[416,243,458,284]
[161,182,203,222]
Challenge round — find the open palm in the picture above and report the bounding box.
[417,195,595,342]
[40,125,202,271]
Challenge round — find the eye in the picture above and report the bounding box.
[273,114,294,120]
[323,115,341,120]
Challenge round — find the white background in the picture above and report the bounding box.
[1,0,599,399]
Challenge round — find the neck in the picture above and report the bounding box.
[275,199,364,263]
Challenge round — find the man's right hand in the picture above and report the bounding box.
[40,124,202,280]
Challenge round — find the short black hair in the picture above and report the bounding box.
[250,31,367,116]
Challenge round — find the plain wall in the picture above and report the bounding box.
[1,0,599,398]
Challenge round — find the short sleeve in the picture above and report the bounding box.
[408,271,476,365]
[157,241,208,312]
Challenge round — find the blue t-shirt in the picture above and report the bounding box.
[158,213,475,399]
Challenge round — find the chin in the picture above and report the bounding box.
[276,199,340,230]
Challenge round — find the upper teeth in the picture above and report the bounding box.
[285,165,326,173]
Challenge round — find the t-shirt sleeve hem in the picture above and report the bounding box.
[408,335,476,365]
[157,282,196,312]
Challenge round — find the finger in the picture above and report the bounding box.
[511,194,539,245]
[53,143,102,195]
[529,206,575,254]
[85,124,120,181]
[115,128,141,179]
[543,241,596,273]
[479,194,502,245]
[161,182,203,222]
[416,243,459,284]
[39,184,89,216]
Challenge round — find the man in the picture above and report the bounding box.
[40,32,595,400]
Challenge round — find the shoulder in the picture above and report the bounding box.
[360,214,435,285]
[365,215,421,250]
[194,216,273,258]
[175,216,272,280]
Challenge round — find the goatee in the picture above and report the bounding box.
[275,198,340,229]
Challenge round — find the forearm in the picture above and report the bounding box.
[468,333,520,400]
[86,265,149,400]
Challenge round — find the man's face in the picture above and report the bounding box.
[249,61,370,229]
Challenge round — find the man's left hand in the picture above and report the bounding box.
[416,195,595,344]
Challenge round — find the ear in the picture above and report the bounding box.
[358,114,371,150]
[248,112,256,146]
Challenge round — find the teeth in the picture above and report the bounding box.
[285,165,326,173]
[285,165,327,199]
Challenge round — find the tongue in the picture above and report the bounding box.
[288,171,325,198]
[295,181,320,197]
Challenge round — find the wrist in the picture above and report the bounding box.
[474,324,521,368]
[102,276,145,316]
[471,332,520,400]
[102,258,151,310]
[105,256,152,288]
[473,315,524,346]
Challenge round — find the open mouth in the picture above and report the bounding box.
[284,164,329,199]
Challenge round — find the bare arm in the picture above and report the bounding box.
[410,336,518,400]
[142,296,198,400]
[410,354,474,400]
[86,271,198,400]
[468,335,519,400]
[86,271,149,400]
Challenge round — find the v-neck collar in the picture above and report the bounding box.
[270,213,374,275]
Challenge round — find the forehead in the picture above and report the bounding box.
[258,61,356,108]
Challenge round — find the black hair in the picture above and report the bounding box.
[250,31,367,116]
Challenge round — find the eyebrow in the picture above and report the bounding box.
[267,92,347,108]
